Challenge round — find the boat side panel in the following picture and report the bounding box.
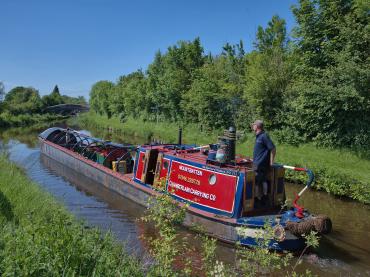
[167,160,237,213]
[164,155,246,218]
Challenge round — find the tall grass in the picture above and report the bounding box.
[0,155,143,276]
[74,113,370,204]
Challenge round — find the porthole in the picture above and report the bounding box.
[209,174,217,185]
[163,161,169,169]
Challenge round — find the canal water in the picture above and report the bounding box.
[0,125,369,276]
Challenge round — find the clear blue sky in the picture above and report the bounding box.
[0,0,297,98]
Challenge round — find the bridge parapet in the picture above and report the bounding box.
[44,104,90,115]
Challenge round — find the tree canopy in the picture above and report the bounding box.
[3,86,43,115]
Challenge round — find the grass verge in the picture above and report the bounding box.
[73,113,370,204]
[0,154,143,276]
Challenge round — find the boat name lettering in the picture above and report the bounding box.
[169,182,216,201]
[177,174,201,186]
[179,165,203,176]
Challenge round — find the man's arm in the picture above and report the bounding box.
[263,133,276,165]
[270,147,276,166]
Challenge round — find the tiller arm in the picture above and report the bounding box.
[279,165,315,218]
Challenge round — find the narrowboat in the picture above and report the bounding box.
[39,127,332,252]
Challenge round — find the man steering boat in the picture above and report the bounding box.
[251,120,276,207]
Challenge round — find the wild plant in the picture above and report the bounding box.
[199,233,232,277]
[236,221,293,276]
[143,193,233,276]
[142,192,190,276]
[289,231,319,275]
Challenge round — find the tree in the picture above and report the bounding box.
[52,85,60,94]
[61,95,87,105]
[3,86,42,114]
[42,85,64,107]
[254,15,288,52]
[146,38,205,121]
[89,81,114,118]
[183,54,245,129]
[119,71,148,119]
[0,81,5,113]
[183,64,225,128]
[244,15,291,129]
[283,0,370,149]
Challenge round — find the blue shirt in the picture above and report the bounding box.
[253,131,275,170]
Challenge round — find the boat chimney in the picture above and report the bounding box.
[178,128,182,146]
[217,126,236,164]
[227,126,236,163]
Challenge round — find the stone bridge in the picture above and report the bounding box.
[44,104,89,115]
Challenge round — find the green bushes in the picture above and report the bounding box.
[284,167,370,204]
[0,155,143,276]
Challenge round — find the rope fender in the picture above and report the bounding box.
[286,215,332,236]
